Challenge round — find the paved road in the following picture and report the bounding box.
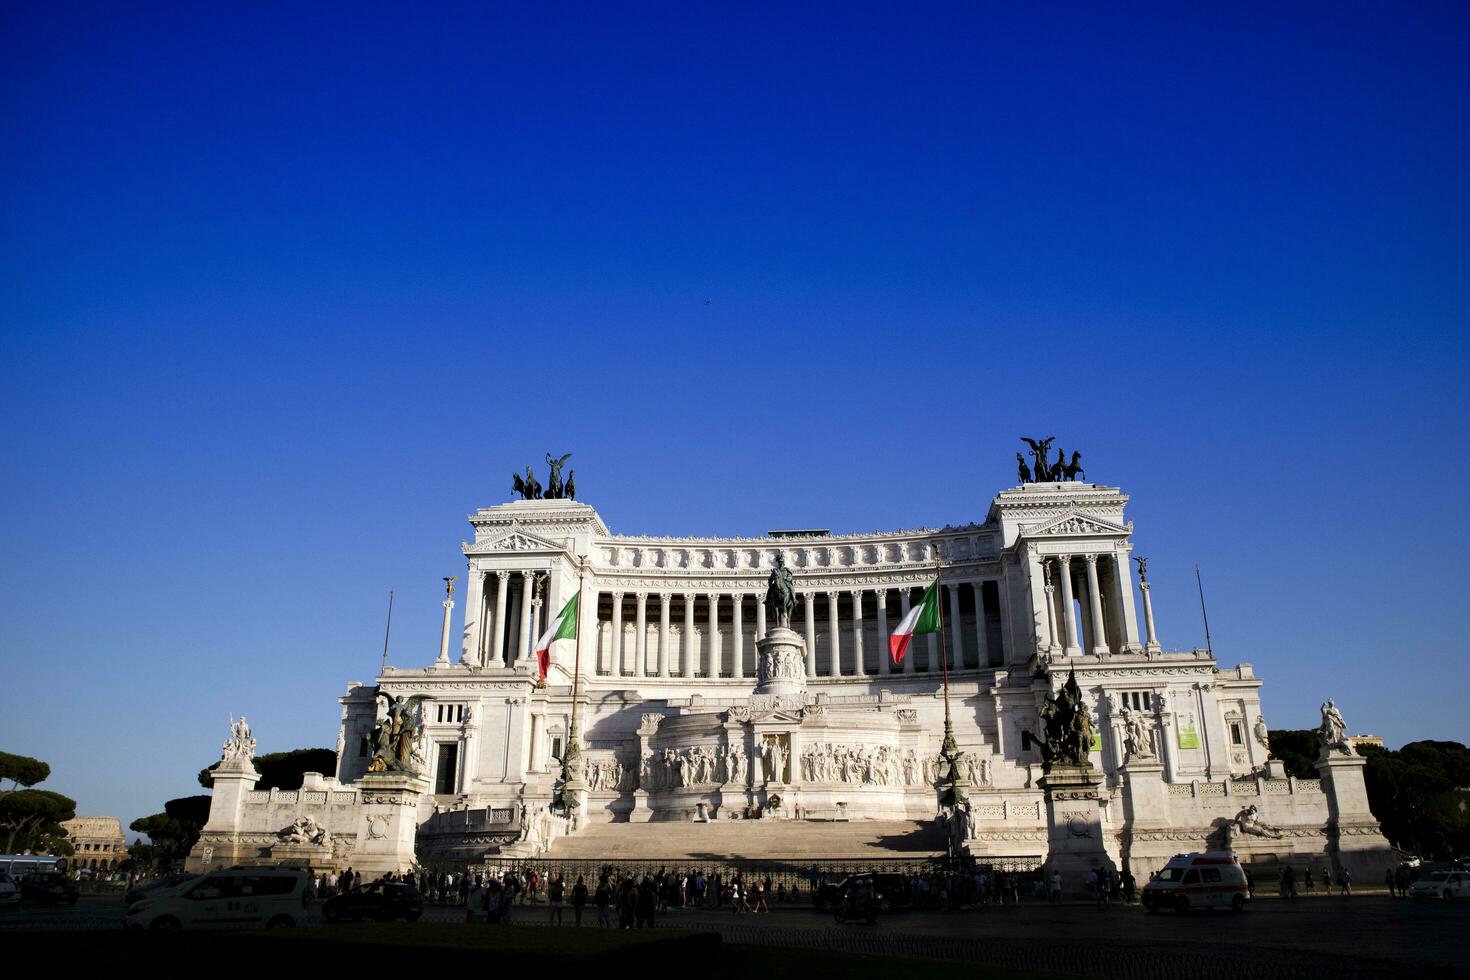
[5,894,1467,978]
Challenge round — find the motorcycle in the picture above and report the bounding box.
[833,892,879,924]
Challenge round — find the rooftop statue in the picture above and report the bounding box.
[512,453,575,500]
[364,689,429,774]
[545,452,572,498]
[1016,437,1086,483]
[763,553,797,629]
[221,714,256,763]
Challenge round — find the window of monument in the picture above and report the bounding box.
[1230,723,1244,745]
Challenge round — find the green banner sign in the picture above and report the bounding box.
[1178,721,1200,750]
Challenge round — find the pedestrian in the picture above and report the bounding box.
[595,875,612,927]
[466,878,482,923]
[548,872,565,924]
[618,877,636,929]
[1337,867,1351,896]
[500,872,516,924]
[572,875,587,926]
[636,874,657,928]
[1304,867,1314,893]
[1050,869,1062,904]
[1121,868,1136,905]
[1384,868,1395,897]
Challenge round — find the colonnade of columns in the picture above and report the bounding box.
[1040,552,1139,656]
[581,581,1005,680]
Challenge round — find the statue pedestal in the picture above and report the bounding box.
[755,627,807,697]
[1315,751,1393,879]
[352,771,428,878]
[1039,764,1113,893]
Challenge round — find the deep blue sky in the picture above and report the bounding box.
[2,4,1466,836]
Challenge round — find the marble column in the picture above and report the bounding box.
[826,592,841,678]
[1085,555,1109,655]
[1139,578,1161,654]
[683,593,697,679]
[1027,546,1054,654]
[1056,556,1080,655]
[492,571,510,667]
[972,581,990,668]
[1111,551,1142,652]
[658,593,672,677]
[461,569,485,666]
[516,572,534,666]
[899,589,916,673]
[850,589,866,677]
[1156,692,1178,782]
[754,593,766,640]
[707,593,721,679]
[610,592,625,676]
[875,588,890,676]
[947,582,964,670]
[803,593,817,677]
[634,592,648,678]
[732,594,745,680]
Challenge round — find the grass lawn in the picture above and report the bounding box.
[5,923,1066,978]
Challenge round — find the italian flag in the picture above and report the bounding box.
[889,579,940,666]
[534,591,580,681]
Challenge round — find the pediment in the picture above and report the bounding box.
[464,527,569,555]
[1023,512,1130,538]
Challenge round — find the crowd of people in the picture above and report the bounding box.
[1273,864,1355,899]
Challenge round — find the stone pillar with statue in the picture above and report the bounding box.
[1025,670,1117,888]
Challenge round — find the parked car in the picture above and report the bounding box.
[1142,852,1250,912]
[1407,870,1470,902]
[812,873,910,912]
[321,880,424,923]
[0,872,21,906]
[125,868,311,930]
[125,873,197,907]
[20,872,80,906]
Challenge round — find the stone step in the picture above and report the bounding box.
[547,819,944,860]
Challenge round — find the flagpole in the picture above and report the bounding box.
[569,556,586,750]
[933,544,960,803]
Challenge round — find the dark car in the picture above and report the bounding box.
[125,873,197,907]
[21,872,80,905]
[813,873,910,911]
[322,881,423,923]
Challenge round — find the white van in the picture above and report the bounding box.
[125,867,312,930]
[1141,851,1250,912]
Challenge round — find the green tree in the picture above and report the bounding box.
[1361,740,1470,859]
[0,789,77,853]
[0,751,51,791]
[1266,729,1320,779]
[197,747,337,791]
[129,795,212,871]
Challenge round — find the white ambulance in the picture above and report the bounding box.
[1141,851,1251,912]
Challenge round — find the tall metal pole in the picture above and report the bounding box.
[380,588,395,670]
[569,556,587,750]
[1195,564,1213,657]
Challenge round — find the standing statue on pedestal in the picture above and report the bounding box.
[222,715,256,762]
[763,553,797,629]
[1317,699,1352,757]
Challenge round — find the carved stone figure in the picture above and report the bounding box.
[280,815,331,846]
[1233,804,1285,839]
[1317,699,1351,757]
[763,553,797,629]
[222,715,256,762]
[1134,555,1149,581]
[1122,707,1156,762]
[1253,715,1270,753]
[364,690,429,774]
